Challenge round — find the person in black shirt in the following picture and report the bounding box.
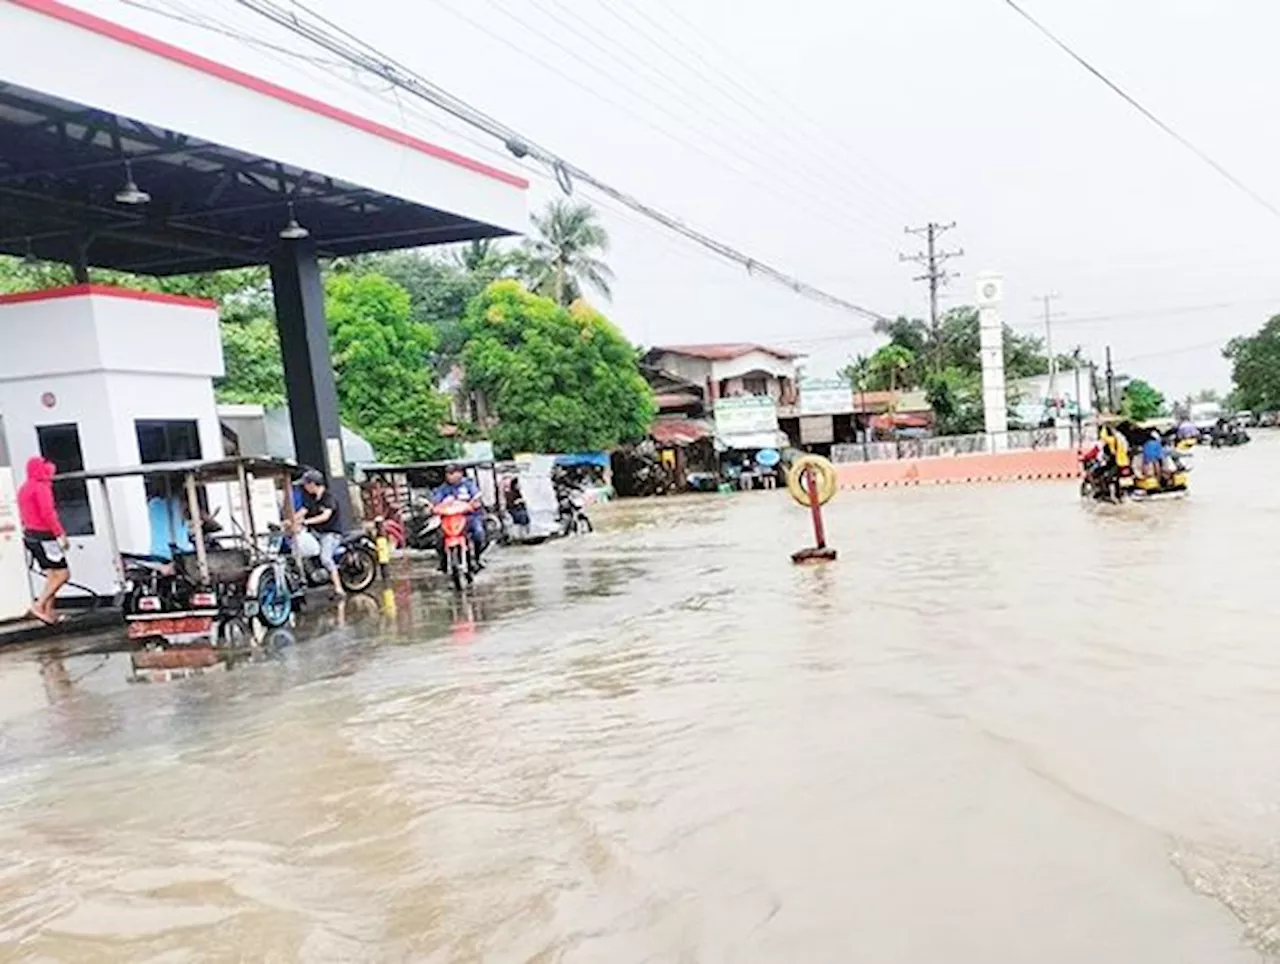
[299,469,344,596]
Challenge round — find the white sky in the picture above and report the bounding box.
[81,0,1280,397]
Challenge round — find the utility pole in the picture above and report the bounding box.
[1035,292,1065,416]
[901,222,963,369]
[1105,345,1116,413]
[1071,346,1084,444]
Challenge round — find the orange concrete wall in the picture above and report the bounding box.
[835,448,1079,489]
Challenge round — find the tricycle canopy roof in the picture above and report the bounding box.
[361,459,496,474]
[55,456,297,484]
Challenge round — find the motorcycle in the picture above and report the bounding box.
[403,498,439,551]
[1078,446,1130,503]
[556,484,593,536]
[249,526,379,626]
[434,499,478,591]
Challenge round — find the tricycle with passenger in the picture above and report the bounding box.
[64,457,376,646]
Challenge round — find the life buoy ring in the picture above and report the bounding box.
[786,455,837,507]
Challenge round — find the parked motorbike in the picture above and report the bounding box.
[404,498,439,551]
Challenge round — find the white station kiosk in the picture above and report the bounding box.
[0,286,226,606]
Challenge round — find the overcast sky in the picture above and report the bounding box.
[90,0,1280,397]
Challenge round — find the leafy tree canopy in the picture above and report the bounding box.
[924,367,985,435]
[866,306,1062,390]
[865,344,915,392]
[1225,316,1280,413]
[461,281,654,455]
[325,272,455,462]
[1120,378,1166,421]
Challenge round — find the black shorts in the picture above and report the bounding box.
[24,532,68,572]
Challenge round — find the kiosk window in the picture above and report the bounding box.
[136,420,202,464]
[136,421,202,499]
[36,423,93,536]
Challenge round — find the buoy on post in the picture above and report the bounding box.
[787,455,838,564]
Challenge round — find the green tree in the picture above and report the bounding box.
[1120,378,1165,420]
[461,280,653,454]
[0,256,74,293]
[217,316,285,405]
[925,367,984,435]
[1224,317,1280,413]
[869,306,1052,387]
[353,245,491,371]
[325,272,454,461]
[450,238,515,278]
[519,199,614,306]
[841,353,872,392]
[866,344,915,393]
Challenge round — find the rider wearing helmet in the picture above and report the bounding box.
[430,464,487,569]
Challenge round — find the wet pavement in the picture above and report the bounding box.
[3,436,1280,961]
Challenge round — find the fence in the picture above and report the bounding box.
[831,426,1095,464]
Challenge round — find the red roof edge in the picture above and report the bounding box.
[653,343,800,361]
[0,284,218,309]
[12,0,529,191]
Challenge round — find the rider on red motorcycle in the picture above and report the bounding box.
[430,464,486,570]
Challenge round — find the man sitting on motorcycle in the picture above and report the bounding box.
[430,463,486,570]
[298,469,344,597]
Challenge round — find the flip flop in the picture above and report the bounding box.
[27,609,56,627]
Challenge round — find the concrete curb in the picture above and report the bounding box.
[834,449,1080,490]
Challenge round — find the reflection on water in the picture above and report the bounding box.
[3,438,1280,960]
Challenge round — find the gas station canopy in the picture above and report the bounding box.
[0,0,529,275]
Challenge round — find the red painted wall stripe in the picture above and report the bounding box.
[0,284,217,309]
[9,0,529,190]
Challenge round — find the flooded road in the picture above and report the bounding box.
[4,436,1280,962]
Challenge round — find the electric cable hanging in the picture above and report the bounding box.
[1002,0,1280,220]
[228,0,891,323]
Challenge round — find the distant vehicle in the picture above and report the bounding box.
[555,484,593,536]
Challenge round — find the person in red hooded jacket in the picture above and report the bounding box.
[18,456,70,624]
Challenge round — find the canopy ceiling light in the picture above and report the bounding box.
[113,159,151,205]
[278,201,310,241]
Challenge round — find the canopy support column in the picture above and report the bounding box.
[270,238,352,526]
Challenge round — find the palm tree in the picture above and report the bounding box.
[520,199,614,305]
[450,238,512,280]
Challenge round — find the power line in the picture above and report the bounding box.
[117,0,873,319]
[625,0,940,223]
[589,0,925,232]
[227,0,892,322]
[453,0,903,250]
[1001,0,1280,220]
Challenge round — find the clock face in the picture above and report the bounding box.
[982,282,998,301]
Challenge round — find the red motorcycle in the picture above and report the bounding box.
[433,499,476,591]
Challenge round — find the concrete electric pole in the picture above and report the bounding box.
[901,222,963,368]
[1035,292,1065,416]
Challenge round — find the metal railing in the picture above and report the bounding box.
[831,426,1095,463]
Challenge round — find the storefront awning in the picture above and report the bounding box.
[651,417,713,446]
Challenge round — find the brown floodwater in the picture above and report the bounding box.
[4,435,1280,962]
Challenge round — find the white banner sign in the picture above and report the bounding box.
[714,396,778,437]
[799,377,852,416]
